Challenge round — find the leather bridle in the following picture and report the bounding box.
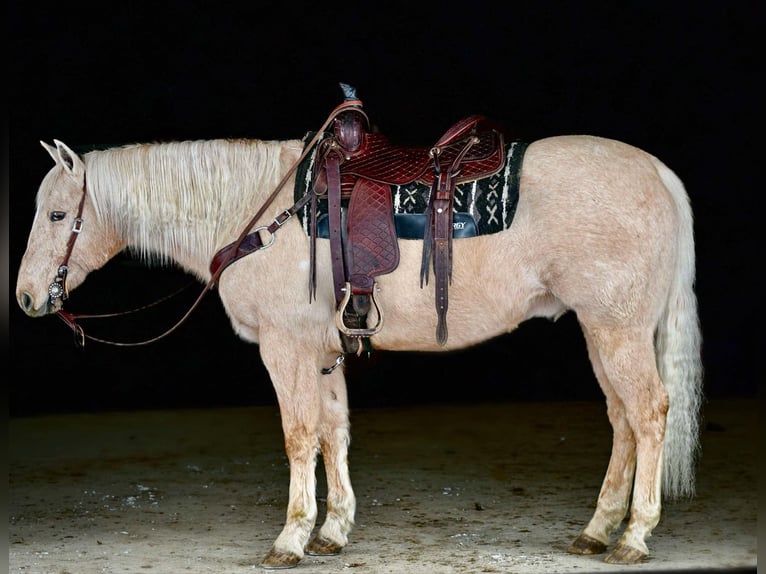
[47,174,87,308]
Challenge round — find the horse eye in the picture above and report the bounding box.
[50,211,66,222]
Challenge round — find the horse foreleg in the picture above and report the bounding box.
[306,362,356,556]
[571,325,667,564]
[259,345,323,569]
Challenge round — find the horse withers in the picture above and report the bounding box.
[15,110,702,568]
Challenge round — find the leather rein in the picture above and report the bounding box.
[53,99,363,347]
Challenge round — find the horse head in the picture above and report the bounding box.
[16,140,124,317]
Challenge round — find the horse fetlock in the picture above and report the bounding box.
[317,516,352,544]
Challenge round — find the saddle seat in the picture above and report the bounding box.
[313,115,505,196]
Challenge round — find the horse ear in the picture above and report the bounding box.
[51,139,85,177]
[40,141,58,163]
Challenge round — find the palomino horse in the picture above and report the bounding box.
[15,102,702,568]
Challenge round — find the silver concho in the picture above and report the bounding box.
[48,282,65,299]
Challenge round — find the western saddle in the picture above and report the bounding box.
[211,85,507,352]
[308,85,506,351]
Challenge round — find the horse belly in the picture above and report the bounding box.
[371,235,549,351]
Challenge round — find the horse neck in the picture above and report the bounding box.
[85,139,304,279]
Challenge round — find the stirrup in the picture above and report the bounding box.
[336,282,383,337]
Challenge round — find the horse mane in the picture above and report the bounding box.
[84,139,293,267]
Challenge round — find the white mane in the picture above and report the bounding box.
[84,139,295,267]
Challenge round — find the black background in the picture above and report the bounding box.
[8,3,757,416]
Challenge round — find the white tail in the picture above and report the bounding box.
[654,159,704,499]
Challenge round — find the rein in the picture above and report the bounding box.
[55,98,364,346]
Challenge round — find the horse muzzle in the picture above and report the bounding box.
[17,287,64,318]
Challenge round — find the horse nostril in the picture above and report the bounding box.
[20,292,33,313]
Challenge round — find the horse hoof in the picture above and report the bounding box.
[261,548,302,569]
[306,536,343,556]
[604,543,647,564]
[567,533,607,555]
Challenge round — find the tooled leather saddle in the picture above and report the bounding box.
[309,86,507,349]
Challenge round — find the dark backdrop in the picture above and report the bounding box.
[8,3,756,416]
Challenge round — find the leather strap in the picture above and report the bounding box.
[420,134,481,345]
[432,177,453,346]
[325,151,347,302]
[48,177,87,306]
[209,191,313,277]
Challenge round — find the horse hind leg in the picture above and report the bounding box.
[569,324,668,565]
[568,325,635,555]
[305,362,356,556]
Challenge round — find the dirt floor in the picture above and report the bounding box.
[8,399,757,574]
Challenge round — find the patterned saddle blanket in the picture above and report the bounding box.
[294,136,529,240]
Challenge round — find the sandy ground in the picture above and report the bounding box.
[8,399,757,574]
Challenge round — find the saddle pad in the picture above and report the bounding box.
[314,212,478,240]
[295,136,529,238]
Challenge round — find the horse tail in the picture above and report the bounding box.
[653,158,704,500]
